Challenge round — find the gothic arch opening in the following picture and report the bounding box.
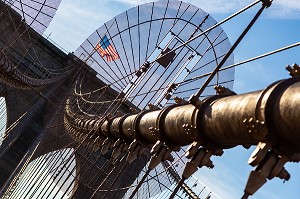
[4,148,76,199]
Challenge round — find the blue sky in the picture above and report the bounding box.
[43,0,300,198]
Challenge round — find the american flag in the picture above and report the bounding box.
[95,35,120,62]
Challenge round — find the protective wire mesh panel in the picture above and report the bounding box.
[75,0,234,112]
[3,0,61,34]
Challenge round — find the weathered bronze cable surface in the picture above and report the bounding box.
[65,76,300,152]
[64,74,300,198]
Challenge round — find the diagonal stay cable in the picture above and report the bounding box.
[180,41,300,86]
[149,0,261,66]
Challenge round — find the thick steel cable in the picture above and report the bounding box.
[193,4,266,99]
[149,0,261,66]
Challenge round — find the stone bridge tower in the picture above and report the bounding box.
[0,2,144,198]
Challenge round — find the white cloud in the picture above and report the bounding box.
[45,0,120,51]
[113,0,300,18]
[268,0,300,19]
[114,0,252,13]
[46,0,300,52]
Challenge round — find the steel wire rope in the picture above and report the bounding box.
[21,144,75,198]
[169,5,268,198]
[42,149,77,199]
[82,5,193,111]
[153,24,224,106]
[61,94,130,198]
[0,15,49,83]
[88,157,192,194]
[184,38,229,75]
[120,6,212,110]
[173,79,234,96]
[78,3,193,114]
[152,14,211,105]
[73,69,139,108]
[144,169,186,199]
[0,118,47,197]
[8,0,56,30]
[27,149,74,199]
[153,0,170,57]
[77,154,118,198]
[39,126,90,197]
[20,86,78,195]
[76,156,115,197]
[127,25,192,108]
[62,1,264,197]
[75,81,101,117]
[80,43,126,91]
[80,18,129,90]
[99,160,131,199]
[144,2,155,64]
[7,0,69,77]
[0,100,7,136]
[86,154,148,196]
[62,116,129,194]
[103,22,130,85]
[16,150,65,198]
[0,28,71,88]
[45,144,93,198]
[21,78,88,199]
[128,149,188,199]
[125,10,137,72]
[13,151,56,198]
[160,31,229,100]
[178,38,300,88]
[15,0,64,76]
[89,154,128,198]
[0,89,50,157]
[114,17,134,80]
[139,8,207,107]
[0,3,75,197]
[6,150,53,199]
[76,76,125,116]
[85,155,149,196]
[192,3,267,101]
[76,83,171,107]
[148,0,260,67]
[138,5,141,69]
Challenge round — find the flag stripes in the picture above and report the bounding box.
[95,35,120,62]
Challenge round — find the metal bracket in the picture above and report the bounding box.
[174,96,188,105]
[286,63,300,77]
[182,147,223,179]
[214,85,236,95]
[188,94,203,108]
[148,140,174,169]
[243,145,293,199]
[261,0,272,8]
[126,139,145,163]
